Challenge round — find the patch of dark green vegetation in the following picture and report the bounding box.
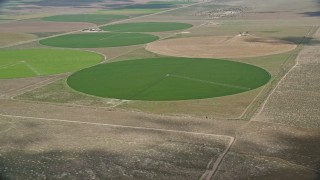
[101,0,194,9]
[42,14,128,24]
[67,57,271,101]
[28,0,104,7]
[116,0,194,9]
[39,32,159,48]
[101,22,193,32]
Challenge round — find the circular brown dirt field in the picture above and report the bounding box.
[146,35,297,58]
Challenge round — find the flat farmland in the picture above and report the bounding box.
[40,32,159,48]
[42,14,128,24]
[67,57,270,101]
[146,35,297,58]
[0,0,319,179]
[101,22,193,32]
[0,49,103,79]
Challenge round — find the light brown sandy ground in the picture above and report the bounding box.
[0,98,237,179]
[0,21,96,33]
[146,35,297,58]
[0,99,244,136]
[0,32,37,46]
[0,75,66,99]
[214,121,320,179]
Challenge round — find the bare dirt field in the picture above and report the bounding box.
[0,99,244,136]
[0,21,96,33]
[0,75,66,99]
[146,35,297,58]
[0,32,36,46]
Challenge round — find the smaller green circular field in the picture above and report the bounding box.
[40,32,159,48]
[42,14,128,24]
[67,57,271,101]
[100,22,193,32]
[0,49,103,79]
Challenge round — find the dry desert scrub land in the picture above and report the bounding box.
[0,115,231,180]
[255,27,320,129]
[0,75,66,99]
[214,26,320,180]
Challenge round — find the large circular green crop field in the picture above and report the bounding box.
[40,32,159,48]
[42,14,128,24]
[0,49,103,79]
[100,22,193,32]
[67,57,271,101]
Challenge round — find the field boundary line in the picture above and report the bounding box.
[0,113,232,139]
[9,98,236,120]
[0,0,210,49]
[169,74,251,90]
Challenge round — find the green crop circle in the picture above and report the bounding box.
[101,22,193,32]
[42,14,128,24]
[0,49,103,79]
[67,57,271,101]
[40,32,159,48]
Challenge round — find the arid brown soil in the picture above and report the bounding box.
[146,35,297,58]
[0,21,96,33]
[0,32,36,46]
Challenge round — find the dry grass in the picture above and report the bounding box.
[0,32,36,46]
[146,35,297,58]
[0,21,95,33]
